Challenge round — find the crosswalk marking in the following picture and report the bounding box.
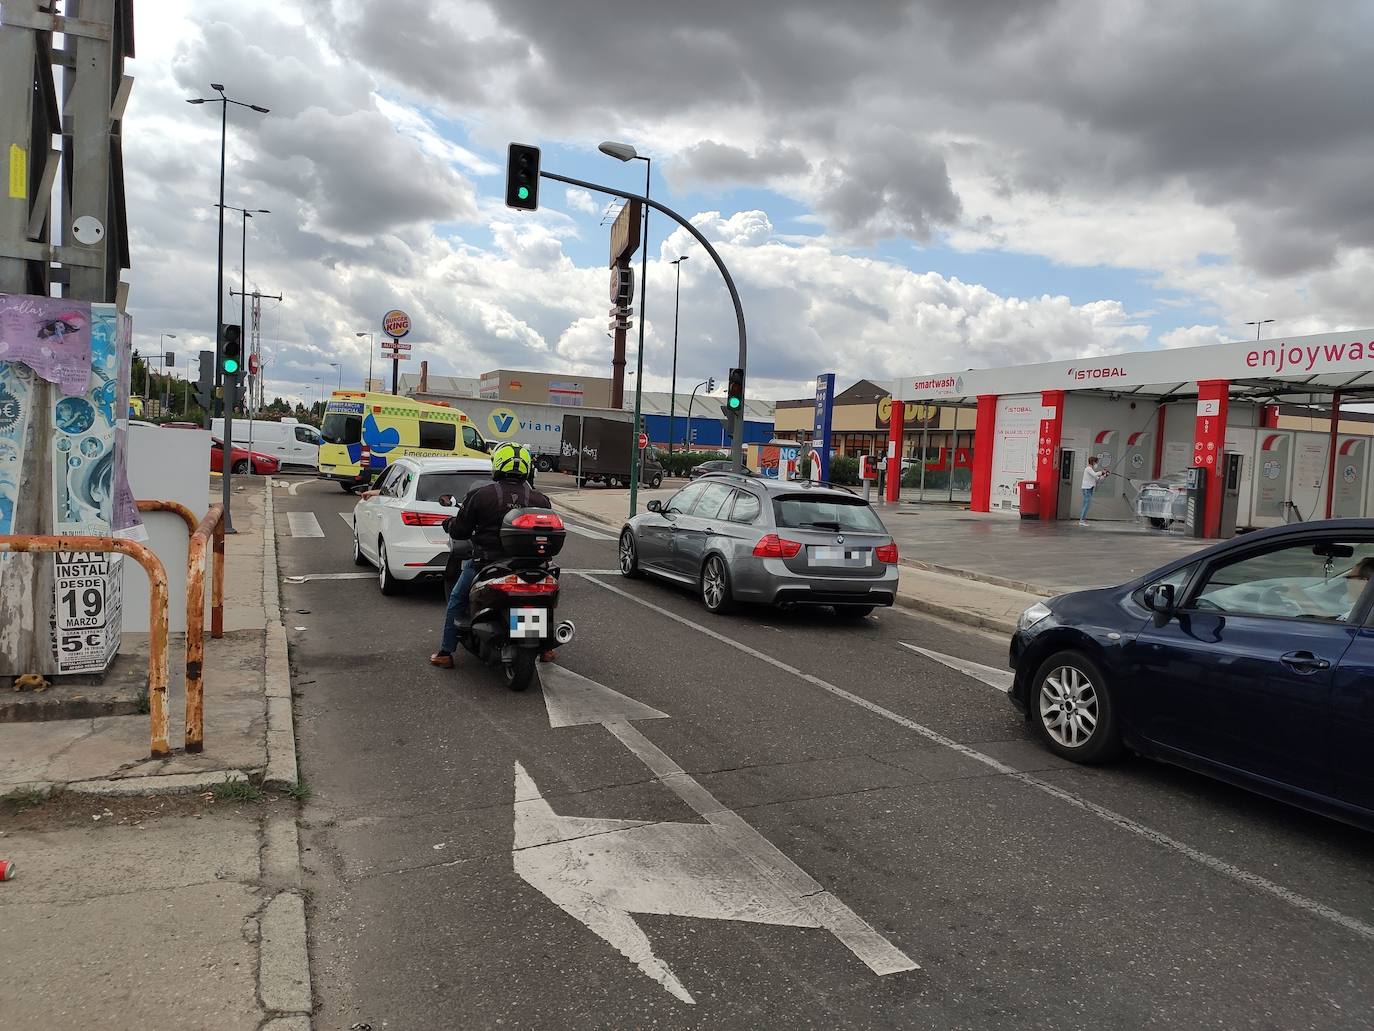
[562,521,616,541]
[338,512,354,530]
[287,512,324,538]
[899,643,1013,693]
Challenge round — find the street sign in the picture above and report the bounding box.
[382,340,412,351]
[383,353,410,361]
[382,309,411,338]
[637,432,648,450]
[247,353,260,375]
[610,265,634,304]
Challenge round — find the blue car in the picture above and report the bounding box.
[1009,519,1374,830]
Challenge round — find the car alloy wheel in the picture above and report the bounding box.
[619,531,641,578]
[378,540,401,596]
[700,555,735,614]
[353,522,369,566]
[232,459,250,474]
[1031,650,1122,763]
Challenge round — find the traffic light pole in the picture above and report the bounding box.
[538,170,748,474]
[221,371,237,533]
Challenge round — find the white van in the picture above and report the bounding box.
[210,418,322,469]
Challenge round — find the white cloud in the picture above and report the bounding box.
[564,188,599,215]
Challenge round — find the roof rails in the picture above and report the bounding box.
[786,478,861,497]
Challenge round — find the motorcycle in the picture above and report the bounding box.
[455,508,575,691]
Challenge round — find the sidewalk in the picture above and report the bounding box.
[553,487,1041,635]
[0,480,312,1031]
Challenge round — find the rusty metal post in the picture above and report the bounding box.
[183,504,223,753]
[135,499,198,535]
[0,535,170,757]
[211,509,225,639]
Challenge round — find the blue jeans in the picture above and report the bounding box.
[440,560,478,653]
[1080,488,1094,521]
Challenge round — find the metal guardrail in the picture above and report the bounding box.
[137,500,225,753]
[0,535,172,756]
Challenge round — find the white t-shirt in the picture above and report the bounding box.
[1081,466,1107,490]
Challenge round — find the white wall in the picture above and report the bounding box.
[122,426,211,632]
[989,395,1040,511]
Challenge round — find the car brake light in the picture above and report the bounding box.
[510,512,564,530]
[875,542,899,563]
[487,574,558,595]
[400,510,449,526]
[753,534,802,559]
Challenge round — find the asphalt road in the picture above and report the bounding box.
[274,475,1374,1030]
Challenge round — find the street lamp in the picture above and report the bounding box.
[1245,319,1275,341]
[667,255,689,457]
[600,140,652,515]
[157,333,176,414]
[356,332,374,390]
[330,361,342,389]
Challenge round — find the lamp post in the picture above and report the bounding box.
[667,255,689,457]
[685,378,709,450]
[356,332,374,389]
[157,333,176,414]
[1245,319,1275,341]
[600,140,652,515]
[330,362,342,389]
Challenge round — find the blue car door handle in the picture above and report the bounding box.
[1280,650,1331,673]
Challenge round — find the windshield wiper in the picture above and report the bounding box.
[799,520,843,530]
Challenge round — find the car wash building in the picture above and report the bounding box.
[893,329,1374,538]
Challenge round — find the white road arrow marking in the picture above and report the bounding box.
[516,666,918,1004]
[900,643,1013,694]
[287,511,324,538]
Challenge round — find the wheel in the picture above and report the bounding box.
[619,530,643,578]
[1030,650,1122,763]
[505,650,538,691]
[607,475,620,488]
[341,481,360,494]
[836,605,875,620]
[377,540,402,596]
[536,456,552,473]
[650,474,663,489]
[576,478,587,488]
[232,459,250,474]
[1148,517,1170,529]
[700,554,736,614]
[352,521,369,566]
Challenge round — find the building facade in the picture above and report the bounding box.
[478,369,613,408]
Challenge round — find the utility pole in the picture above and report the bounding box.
[0,0,133,676]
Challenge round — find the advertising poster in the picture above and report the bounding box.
[111,310,144,538]
[0,361,37,599]
[811,373,835,481]
[1254,433,1292,521]
[0,293,94,395]
[1333,437,1368,519]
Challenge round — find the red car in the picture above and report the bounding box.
[209,437,280,475]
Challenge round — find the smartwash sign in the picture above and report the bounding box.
[897,329,1374,400]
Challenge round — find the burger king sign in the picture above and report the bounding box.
[382,309,412,339]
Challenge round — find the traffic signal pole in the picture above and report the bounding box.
[537,169,748,472]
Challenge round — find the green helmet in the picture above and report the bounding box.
[491,441,532,479]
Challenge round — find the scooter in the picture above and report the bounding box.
[456,509,575,691]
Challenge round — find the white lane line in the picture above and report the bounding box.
[287,511,324,538]
[284,572,374,583]
[900,643,1013,694]
[562,521,616,541]
[338,512,355,530]
[580,575,1374,946]
[289,480,305,496]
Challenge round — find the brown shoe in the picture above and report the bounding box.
[539,649,557,664]
[430,651,454,669]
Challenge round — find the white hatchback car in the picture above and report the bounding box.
[351,456,492,594]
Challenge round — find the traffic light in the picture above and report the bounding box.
[195,350,215,411]
[505,143,541,210]
[726,367,745,412]
[222,324,242,376]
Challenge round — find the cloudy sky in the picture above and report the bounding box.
[120,0,1374,405]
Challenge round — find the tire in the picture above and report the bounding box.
[352,521,369,566]
[650,474,663,489]
[619,530,643,578]
[232,459,250,474]
[836,605,875,620]
[700,554,736,614]
[341,481,360,494]
[607,475,620,488]
[505,649,538,691]
[536,456,552,473]
[576,478,587,489]
[1030,650,1123,763]
[377,540,402,596]
[1148,517,1168,529]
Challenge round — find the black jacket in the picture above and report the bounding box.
[445,478,553,558]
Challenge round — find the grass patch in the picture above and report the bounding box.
[135,688,149,715]
[284,779,312,803]
[208,776,263,804]
[3,786,49,813]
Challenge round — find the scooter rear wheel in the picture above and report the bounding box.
[505,650,538,691]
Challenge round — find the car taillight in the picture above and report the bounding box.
[875,542,899,563]
[400,511,449,526]
[488,574,558,594]
[510,512,564,530]
[753,534,802,559]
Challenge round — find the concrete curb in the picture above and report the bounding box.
[893,593,1018,636]
[258,890,313,1018]
[260,484,299,791]
[553,496,623,532]
[65,769,249,796]
[898,558,1056,598]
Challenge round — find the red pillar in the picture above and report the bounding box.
[970,395,998,512]
[1325,393,1342,519]
[1036,390,1065,520]
[1194,380,1230,537]
[885,400,904,503]
[1262,404,1281,428]
[1152,403,1167,478]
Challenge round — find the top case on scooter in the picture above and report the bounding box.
[499,508,566,559]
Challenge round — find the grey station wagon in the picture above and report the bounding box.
[618,473,900,616]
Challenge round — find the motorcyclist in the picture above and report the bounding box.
[430,442,553,669]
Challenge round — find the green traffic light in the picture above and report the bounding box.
[728,396,741,409]
[223,358,240,374]
[518,186,530,200]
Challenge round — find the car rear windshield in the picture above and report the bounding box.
[772,495,885,533]
[321,413,361,445]
[416,472,488,504]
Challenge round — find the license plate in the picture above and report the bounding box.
[809,546,872,567]
[509,607,548,639]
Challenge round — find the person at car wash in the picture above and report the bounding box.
[430,443,553,669]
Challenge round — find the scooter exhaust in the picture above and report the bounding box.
[554,620,575,644]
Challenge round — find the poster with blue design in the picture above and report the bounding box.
[0,361,34,538]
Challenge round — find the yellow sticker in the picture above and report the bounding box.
[8,144,26,200]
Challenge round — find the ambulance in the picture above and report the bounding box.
[318,390,490,491]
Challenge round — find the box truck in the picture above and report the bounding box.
[559,413,664,488]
